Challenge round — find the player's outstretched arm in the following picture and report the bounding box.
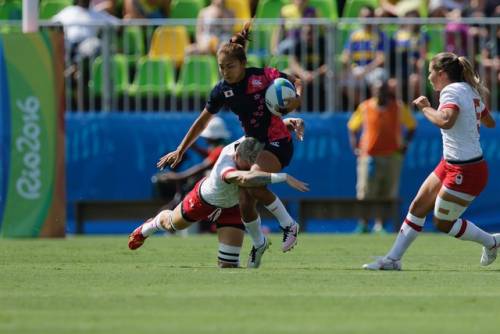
[225,170,309,192]
[157,109,213,169]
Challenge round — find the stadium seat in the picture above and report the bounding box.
[175,55,219,97]
[247,25,275,57]
[423,25,445,59]
[342,0,379,17]
[0,0,22,20]
[309,0,338,20]
[148,26,189,67]
[129,57,176,96]
[169,0,204,35]
[225,0,251,31]
[255,0,287,18]
[39,0,72,20]
[268,55,290,71]
[89,55,130,96]
[121,26,144,56]
[246,54,263,68]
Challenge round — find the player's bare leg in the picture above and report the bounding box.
[128,204,192,250]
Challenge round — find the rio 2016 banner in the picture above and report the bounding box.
[0,32,65,237]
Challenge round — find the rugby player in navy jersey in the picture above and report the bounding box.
[158,22,304,253]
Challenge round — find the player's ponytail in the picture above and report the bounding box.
[229,21,252,49]
[217,22,252,63]
[458,56,489,100]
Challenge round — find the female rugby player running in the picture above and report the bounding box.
[364,52,498,270]
[158,22,304,254]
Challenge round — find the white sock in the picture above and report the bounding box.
[448,218,496,248]
[386,213,425,260]
[242,216,265,248]
[141,212,167,237]
[265,197,294,228]
[218,243,241,267]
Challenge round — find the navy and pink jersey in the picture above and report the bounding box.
[205,67,292,143]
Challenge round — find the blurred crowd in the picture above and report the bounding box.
[0,0,498,112]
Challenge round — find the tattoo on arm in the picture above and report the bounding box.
[242,172,272,187]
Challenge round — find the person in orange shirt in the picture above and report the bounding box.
[348,78,417,233]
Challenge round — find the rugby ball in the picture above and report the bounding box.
[265,78,296,117]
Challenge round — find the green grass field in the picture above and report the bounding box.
[1,234,499,334]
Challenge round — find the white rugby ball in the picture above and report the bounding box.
[265,78,296,117]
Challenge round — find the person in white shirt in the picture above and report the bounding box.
[52,0,119,61]
[129,119,308,269]
[364,52,498,270]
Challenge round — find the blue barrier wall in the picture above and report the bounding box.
[66,112,500,233]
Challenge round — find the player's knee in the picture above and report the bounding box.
[217,243,241,268]
[433,217,454,233]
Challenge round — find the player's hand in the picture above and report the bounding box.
[413,96,431,110]
[157,149,185,170]
[287,118,305,141]
[286,174,309,192]
[277,96,301,114]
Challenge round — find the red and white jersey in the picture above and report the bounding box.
[199,138,243,208]
[438,82,488,161]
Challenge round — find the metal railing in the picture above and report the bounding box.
[1,17,498,112]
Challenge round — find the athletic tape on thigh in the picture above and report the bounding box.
[434,196,467,221]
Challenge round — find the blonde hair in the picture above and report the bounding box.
[431,52,489,100]
[236,137,264,164]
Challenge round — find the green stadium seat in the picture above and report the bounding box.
[129,57,176,96]
[246,54,262,68]
[0,0,22,20]
[268,55,290,71]
[342,0,379,18]
[309,0,338,20]
[422,25,445,59]
[247,25,275,57]
[255,0,286,18]
[170,0,204,35]
[176,55,219,97]
[89,55,130,96]
[40,0,72,20]
[121,26,144,56]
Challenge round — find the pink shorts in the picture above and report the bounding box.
[181,180,243,228]
[433,158,488,196]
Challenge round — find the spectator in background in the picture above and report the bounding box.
[152,117,231,232]
[123,0,170,19]
[52,0,119,63]
[186,0,235,55]
[288,24,330,111]
[444,9,469,56]
[429,0,466,17]
[480,9,500,109]
[348,78,417,234]
[377,0,422,17]
[90,0,117,15]
[273,0,317,55]
[341,6,387,108]
[390,9,429,103]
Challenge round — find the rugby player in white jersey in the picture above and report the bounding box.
[128,119,308,269]
[364,52,498,270]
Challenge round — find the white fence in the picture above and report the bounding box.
[2,17,498,112]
